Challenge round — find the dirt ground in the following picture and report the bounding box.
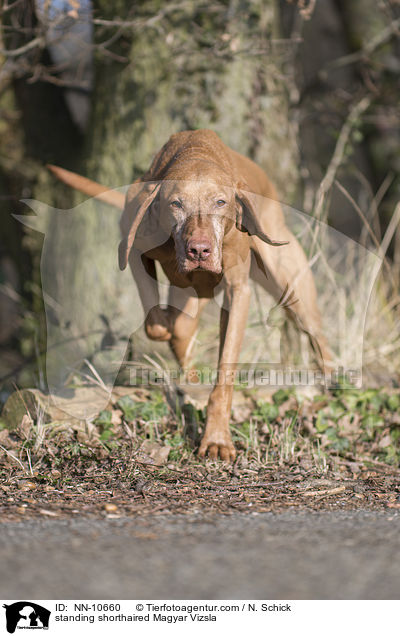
[1,384,400,521]
[1,461,400,522]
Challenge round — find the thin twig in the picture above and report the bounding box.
[0,35,45,58]
[0,0,26,14]
[0,444,26,471]
[334,180,380,250]
[335,180,398,288]
[83,358,112,395]
[328,16,400,69]
[93,2,220,29]
[380,202,400,262]
[314,96,372,222]
[334,181,397,288]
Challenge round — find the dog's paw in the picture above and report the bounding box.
[145,307,172,341]
[198,432,236,463]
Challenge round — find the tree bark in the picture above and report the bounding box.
[30,0,300,393]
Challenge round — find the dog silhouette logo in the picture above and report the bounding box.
[3,602,50,633]
[15,187,381,411]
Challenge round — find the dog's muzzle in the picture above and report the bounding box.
[186,239,212,263]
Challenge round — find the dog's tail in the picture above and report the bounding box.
[47,164,125,210]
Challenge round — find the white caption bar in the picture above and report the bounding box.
[1,600,399,635]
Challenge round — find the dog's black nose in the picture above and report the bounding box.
[187,240,212,261]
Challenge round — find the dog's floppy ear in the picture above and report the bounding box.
[235,184,289,247]
[118,182,161,270]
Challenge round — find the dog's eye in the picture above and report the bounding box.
[171,200,182,208]
[216,200,226,207]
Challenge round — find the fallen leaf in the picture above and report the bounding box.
[303,486,346,497]
[17,481,37,491]
[111,409,123,425]
[0,429,14,447]
[378,435,392,449]
[19,414,33,439]
[140,441,170,466]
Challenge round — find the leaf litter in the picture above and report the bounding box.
[0,384,399,522]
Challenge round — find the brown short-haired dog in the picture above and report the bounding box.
[49,129,330,461]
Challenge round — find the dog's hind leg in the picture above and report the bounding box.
[250,232,331,372]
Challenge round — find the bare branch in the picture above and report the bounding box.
[314,96,372,221]
[0,0,25,15]
[93,2,222,30]
[327,16,400,69]
[25,66,91,88]
[0,34,45,58]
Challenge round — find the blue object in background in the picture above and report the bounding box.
[34,0,93,131]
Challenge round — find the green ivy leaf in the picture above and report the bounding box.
[327,400,345,418]
[255,402,279,421]
[117,396,138,421]
[387,395,400,411]
[272,389,291,406]
[316,412,329,432]
[95,410,112,427]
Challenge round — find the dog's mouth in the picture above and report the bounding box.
[174,236,222,274]
[180,259,222,275]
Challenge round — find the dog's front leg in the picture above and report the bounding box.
[129,248,172,341]
[198,275,251,462]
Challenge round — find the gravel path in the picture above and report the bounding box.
[1,510,399,599]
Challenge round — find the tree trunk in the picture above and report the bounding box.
[30,0,299,399]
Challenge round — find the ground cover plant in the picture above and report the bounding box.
[1,383,399,521]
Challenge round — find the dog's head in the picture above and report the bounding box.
[119,166,287,274]
[157,174,236,274]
